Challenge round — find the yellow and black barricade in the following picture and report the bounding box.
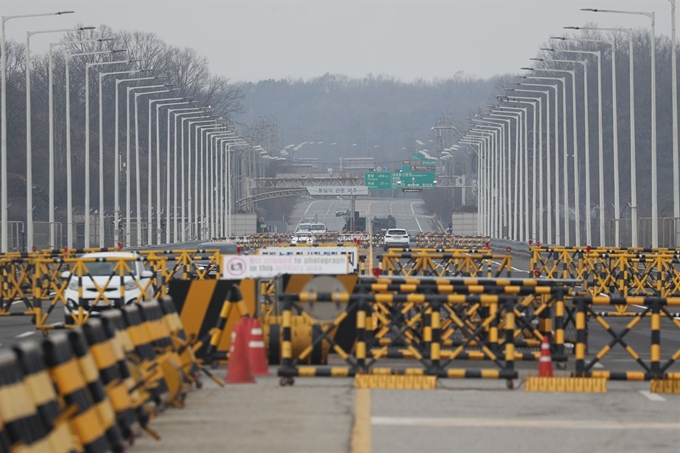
[66,329,125,451]
[120,304,170,407]
[0,348,52,452]
[572,295,680,381]
[167,279,254,360]
[81,318,140,441]
[42,333,113,452]
[99,310,157,439]
[12,341,77,453]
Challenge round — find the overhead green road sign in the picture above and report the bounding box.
[365,172,393,190]
[400,171,436,188]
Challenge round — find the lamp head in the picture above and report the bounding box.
[550,36,566,41]
[581,8,598,12]
[564,26,580,30]
[56,11,75,15]
[520,67,534,71]
[540,48,555,52]
[111,49,127,53]
[78,26,96,31]
[530,58,544,61]
[97,38,115,42]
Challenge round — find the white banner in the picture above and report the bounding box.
[221,254,349,279]
[306,186,369,196]
[259,246,359,273]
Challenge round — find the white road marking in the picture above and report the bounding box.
[410,202,422,232]
[16,331,35,338]
[325,202,335,216]
[639,391,666,402]
[302,200,319,217]
[371,416,680,430]
[389,202,394,215]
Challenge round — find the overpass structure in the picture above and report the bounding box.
[238,175,474,207]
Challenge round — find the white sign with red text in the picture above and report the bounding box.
[221,254,349,279]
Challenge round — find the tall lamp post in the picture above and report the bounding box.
[1,10,74,252]
[48,37,110,248]
[148,97,191,245]
[83,55,130,248]
[26,25,93,250]
[532,57,590,245]
[133,87,177,246]
[544,45,605,246]
[582,8,657,246]
[113,76,157,245]
[65,47,123,248]
[97,68,147,247]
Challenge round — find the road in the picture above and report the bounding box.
[287,197,436,233]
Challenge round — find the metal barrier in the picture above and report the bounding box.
[572,296,680,381]
[380,251,512,277]
[530,246,680,299]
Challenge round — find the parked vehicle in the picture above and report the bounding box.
[383,228,410,249]
[62,251,155,324]
[310,223,327,234]
[296,223,313,233]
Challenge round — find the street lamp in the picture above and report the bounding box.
[532,56,591,245]
[508,88,549,244]
[582,8,657,246]
[564,26,637,246]
[495,104,530,241]
[98,68,148,247]
[134,88,178,245]
[196,124,226,239]
[489,109,523,241]
[83,55,130,247]
[48,36,110,248]
[65,47,123,248]
[148,97,191,244]
[515,80,562,245]
[187,117,218,240]
[469,127,501,237]
[1,10,74,252]
[503,95,541,242]
[518,75,569,245]
[113,76,157,245]
[546,43,606,246]
[26,25,94,250]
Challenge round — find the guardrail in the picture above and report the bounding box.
[379,251,511,277]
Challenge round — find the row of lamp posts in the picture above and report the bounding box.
[0,9,263,252]
[456,3,676,248]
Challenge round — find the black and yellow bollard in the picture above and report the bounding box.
[99,310,158,440]
[0,349,50,452]
[67,329,126,451]
[82,318,140,441]
[43,333,113,452]
[121,304,170,407]
[12,341,77,453]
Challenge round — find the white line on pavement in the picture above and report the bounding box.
[371,416,680,430]
[410,202,422,232]
[639,391,666,402]
[16,331,35,338]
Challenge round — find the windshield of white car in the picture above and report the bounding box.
[310,224,325,231]
[82,261,138,276]
[387,229,407,236]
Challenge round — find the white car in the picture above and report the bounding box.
[310,223,327,234]
[291,232,315,245]
[383,228,410,249]
[296,223,313,233]
[61,251,155,324]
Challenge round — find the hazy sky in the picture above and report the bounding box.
[0,0,675,83]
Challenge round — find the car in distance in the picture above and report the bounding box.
[61,251,155,324]
[296,223,313,233]
[383,228,410,249]
[290,232,315,245]
[335,208,350,217]
[310,223,327,234]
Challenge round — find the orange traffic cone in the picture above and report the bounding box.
[225,319,255,384]
[538,335,553,377]
[247,318,270,376]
